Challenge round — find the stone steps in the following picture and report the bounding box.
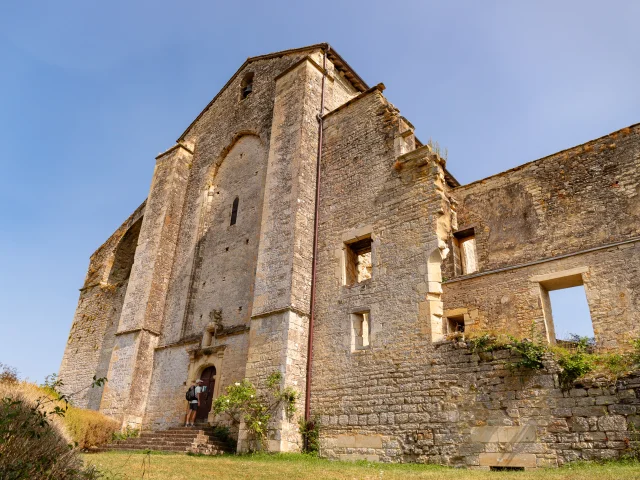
[104,426,232,455]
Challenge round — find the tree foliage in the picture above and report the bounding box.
[213,372,298,451]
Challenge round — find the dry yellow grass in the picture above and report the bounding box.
[84,452,640,480]
[0,380,71,442]
[65,401,120,448]
[0,380,119,448]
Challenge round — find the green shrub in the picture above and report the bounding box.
[213,372,299,451]
[111,425,139,442]
[467,333,500,354]
[467,332,546,372]
[504,336,546,371]
[468,330,640,389]
[210,424,237,452]
[556,337,595,390]
[0,394,100,479]
[298,418,320,455]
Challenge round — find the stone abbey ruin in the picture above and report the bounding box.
[59,44,640,468]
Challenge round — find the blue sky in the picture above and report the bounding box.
[0,1,638,382]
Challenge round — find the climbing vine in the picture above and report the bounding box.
[213,371,298,450]
[465,332,640,390]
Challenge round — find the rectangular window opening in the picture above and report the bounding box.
[446,315,465,335]
[548,284,594,344]
[453,228,477,275]
[351,312,370,351]
[344,237,372,286]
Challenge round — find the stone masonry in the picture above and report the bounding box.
[59,43,640,468]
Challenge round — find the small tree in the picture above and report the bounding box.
[0,363,19,384]
[213,372,298,451]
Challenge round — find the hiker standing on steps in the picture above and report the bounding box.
[185,379,204,427]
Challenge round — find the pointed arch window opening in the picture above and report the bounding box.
[230,197,239,226]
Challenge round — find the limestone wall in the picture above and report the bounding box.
[243,56,328,452]
[311,85,446,458]
[161,48,355,347]
[443,243,640,348]
[137,49,358,433]
[442,124,640,347]
[58,201,145,409]
[308,78,640,468]
[318,342,640,468]
[445,124,640,274]
[100,145,191,427]
[180,134,268,339]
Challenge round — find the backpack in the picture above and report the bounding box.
[186,385,197,401]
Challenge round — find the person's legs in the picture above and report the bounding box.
[184,405,191,427]
[188,404,197,426]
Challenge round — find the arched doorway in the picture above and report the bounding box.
[196,366,216,422]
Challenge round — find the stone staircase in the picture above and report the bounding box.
[105,425,233,455]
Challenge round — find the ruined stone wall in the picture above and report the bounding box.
[443,243,640,348]
[307,84,640,467]
[311,86,447,458]
[443,124,640,347]
[318,341,640,468]
[445,125,640,273]
[59,202,145,409]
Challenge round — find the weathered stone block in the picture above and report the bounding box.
[470,426,536,443]
[354,435,384,448]
[478,453,537,468]
[598,415,627,431]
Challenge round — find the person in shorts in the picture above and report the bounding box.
[184,379,204,427]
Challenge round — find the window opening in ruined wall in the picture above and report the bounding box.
[453,228,477,275]
[531,268,595,344]
[549,286,594,342]
[240,72,254,100]
[108,217,143,285]
[351,311,371,351]
[447,314,465,335]
[344,237,372,286]
[230,197,239,226]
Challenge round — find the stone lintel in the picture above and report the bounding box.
[529,266,588,290]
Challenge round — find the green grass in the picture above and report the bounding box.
[84,451,640,480]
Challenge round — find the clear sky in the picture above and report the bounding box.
[0,1,638,382]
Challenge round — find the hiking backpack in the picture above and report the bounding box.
[185,385,197,401]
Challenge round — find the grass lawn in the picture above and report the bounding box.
[84,451,640,480]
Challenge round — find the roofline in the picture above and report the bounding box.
[412,137,461,188]
[326,47,368,92]
[453,122,640,191]
[176,43,368,143]
[320,83,460,189]
[322,83,386,120]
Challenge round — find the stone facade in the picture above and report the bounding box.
[317,343,640,467]
[59,43,640,467]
